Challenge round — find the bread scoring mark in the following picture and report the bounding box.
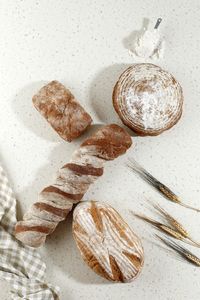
[123,251,142,271]
[109,255,124,282]
[90,201,104,233]
[34,202,69,218]
[102,210,134,247]
[15,225,51,234]
[75,236,112,281]
[42,185,84,201]
[73,222,88,237]
[63,163,104,176]
[73,201,144,282]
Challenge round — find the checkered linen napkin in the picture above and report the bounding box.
[0,164,60,299]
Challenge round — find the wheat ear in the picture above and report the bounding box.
[133,213,184,240]
[127,158,200,212]
[151,203,200,247]
[156,235,200,267]
[133,213,198,247]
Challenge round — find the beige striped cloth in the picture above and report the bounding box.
[0,164,60,299]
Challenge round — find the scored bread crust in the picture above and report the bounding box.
[15,124,132,247]
[113,64,183,136]
[73,201,144,283]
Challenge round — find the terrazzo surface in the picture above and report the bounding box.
[0,1,200,299]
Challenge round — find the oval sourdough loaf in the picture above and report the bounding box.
[73,201,144,282]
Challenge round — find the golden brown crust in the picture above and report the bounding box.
[81,124,132,159]
[41,185,84,201]
[102,210,134,247]
[62,163,104,177]
[73,201,144,283]
[90,201,104,233]
[32,80,92,142]
[75,235,113,281]
[15,225,51,234]
[109,255,124,282]
[34,202,69,218]
[123,251,142,270]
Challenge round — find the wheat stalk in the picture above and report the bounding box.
[151,203,188,237]
[151,202,200,247]
[134,213,184,240]
[133,212,198,247]
[156,235,200,267]
[127,158,200,212]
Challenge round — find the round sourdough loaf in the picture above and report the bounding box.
[113,63,183,136]
[73,201,144,283]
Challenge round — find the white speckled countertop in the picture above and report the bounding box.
[1,1,200,299]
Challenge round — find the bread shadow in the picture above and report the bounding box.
[122,18,150,53]
[12,81,62,142]
[89,63,137,137]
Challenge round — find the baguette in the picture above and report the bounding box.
[15,124,132,247]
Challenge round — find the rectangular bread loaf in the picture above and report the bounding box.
[32,80,92,142]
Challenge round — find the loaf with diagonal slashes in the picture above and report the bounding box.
[15,124,132,247]
[73,201,144,282]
